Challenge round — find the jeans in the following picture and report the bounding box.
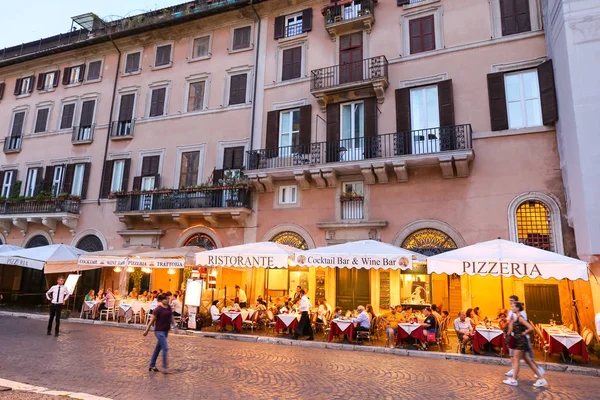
[47,304,63,333]
[150,330,169,368]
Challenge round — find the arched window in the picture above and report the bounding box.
[26,235,49,248]
[401,228,457,256]
[515,200,553,251]
[270,231,308,250]
[184,233,217,250]
[76,235,104,252]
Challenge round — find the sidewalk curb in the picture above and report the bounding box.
[0,377,111,400]
[3,311,599,378]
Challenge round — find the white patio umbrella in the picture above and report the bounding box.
[427,239,589,281]
[0,244,87,272]
[295,240,426,270]
[196,242,297,269]
[0,244,22,253]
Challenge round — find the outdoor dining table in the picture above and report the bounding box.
[220,311,243,332]
[240,309,255,321]
[275,313,300,333]
[540,324,589,363]
[473,326,507,355]
[81,301,98,318]
[328,319,355,342]
[118,303,134,323]
[396,323,425,346]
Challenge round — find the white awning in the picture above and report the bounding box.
[196,242,297,269]
[0,244,87,272]
[131,246,205,268]
[296,240,426,270]
[77,247,151,269]
[427,239,589,281]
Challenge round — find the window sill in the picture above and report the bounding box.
[84,78,102,85]
[226,102,251,108]
[265,76,310,90]
[228,46,253,55]
[403,0,440,10]
[121,70,142,77]
[151,63,173,71]
[39,88,56,94]
[278,32,307,44]
[64,82,83,88]
[15,93,32,99]
[188,56,211,63]
[473,125,555,140]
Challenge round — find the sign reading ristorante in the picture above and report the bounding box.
[204,255,275,267]
[462,261,542,278]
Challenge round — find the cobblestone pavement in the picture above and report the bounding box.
[0,317,597,400]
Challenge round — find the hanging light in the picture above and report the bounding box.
[126,266,134,273]
[210,268,218,277]
[167,268,176,275]
[113,266,122,273]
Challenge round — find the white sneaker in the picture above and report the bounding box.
[533,378,548,387]
[537,366,545,376]
[503,378,518,386]
[389,344,395,349]
[505,369,514,377]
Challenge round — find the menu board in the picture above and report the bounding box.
[315,270,326,301]
[379,271,390,310]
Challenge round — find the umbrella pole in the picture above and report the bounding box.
[500,276,505,309]
[566,278,581,332]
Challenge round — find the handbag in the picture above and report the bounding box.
[426,331,436,342]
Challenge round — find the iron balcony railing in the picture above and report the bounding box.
[311,55,388,91]
[115,188,251,213]
[285,21,303,38]
[111,120,135,138]
[341,198,364,220]
[325,0,374,26]
[72,125,95,143]
[247,124,473,170]
[0,199,80,215]
[3,136,22,152]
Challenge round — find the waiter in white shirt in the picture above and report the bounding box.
[234,285,248,308]
[293,289,314,341]
[46,276,69,336]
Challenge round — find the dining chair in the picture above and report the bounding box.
[100,299,117,321]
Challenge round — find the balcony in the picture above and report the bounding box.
[110,120,135,140]
[0,198,80,236]
[72,125,94,144]
[246,125,474,191]
[114,187,252,229]
[322,0,376,40]
[311,56,388,111]
[3,136,22,153]
[341,197,364,220]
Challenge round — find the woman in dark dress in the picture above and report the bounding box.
[503,302,547,388]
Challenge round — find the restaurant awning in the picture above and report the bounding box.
[0,244,22,253]
[132,246,205,268]
[195,242,297,269]
[295,240,426,270]
[77,247,152,269]
[0,244,87,272]
[427,239,589,281]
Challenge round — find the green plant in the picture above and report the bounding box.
[131,268,144,291]
[181,267,192,290]
[57,192,69,198]
[9,181,21,200]
[35,190,52,202]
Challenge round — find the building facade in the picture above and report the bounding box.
[0,0,594,327]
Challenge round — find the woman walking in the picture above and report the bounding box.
[503,302,547,387]
[143,294,174,374]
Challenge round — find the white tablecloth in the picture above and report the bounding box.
[399,323,422,335]
[224,311,241,321]
[278,314,300,327]
[476,328,503,342]
[128,301,150,314]
[333,319,352,331]
[83,301,98,310]
[543,326,584,348]
[240,309,254,321]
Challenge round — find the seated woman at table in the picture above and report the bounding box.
[366,304,376,322]
[333,307,343,319]
[85,290,95,302]
[96,289,104,301]
[402,307,413,319]
[497,310,509,331]
[129,288,138,299]
[210,300,221,322]
[466,308,478,328]
[420,307,439,350]
[114,290,122,300]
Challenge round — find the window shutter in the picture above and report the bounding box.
[150,88,166,117]
[87,61,101,80]
[437,79,455,127]
[132,176,142,191]
[156,45,171,66]
[229,74,247,105]
[302,8,313,32]
[34,108,49,133]
[80,100,95,126]
[152,174,161,189]
[0,82,5,99]
[142,155,160,176]
[11,112,25,136]
[62,68,71,85]
[299,104,312,148]
[212,169,224,185]
[274,16,285,39]
[80,163,91,199]
[53,71,60,87]
[282,48,294,81]
[326,103,340,162]
[13,78,22,95]
[119,94,135,121]
[36,73,45,91]
[43,166,55,192]
[125,53,140,73]
[397,0,410,5]
[364,98,380,159]
[223,148,235,170]
[265,110,280,158]
[100,161,114,197]
[27,76,35,93]
[537,60,558,125]
[63,164,75,195]
[395,88,411,155]
[34,167,44,195]
[500,0,517,36]
[122,159,131,192]
[78,64,86,82]
[515,0,531,33]
[9,170,18,194]
[60,104,75,130]
[232,146,245,170]
[0,171,4,193]
[487,72,509,131]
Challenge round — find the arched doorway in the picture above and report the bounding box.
[401,228,457,256]
[76,235,104,303]
[269,231,310,301]
[19,235,50,304]
[270,231,308,250]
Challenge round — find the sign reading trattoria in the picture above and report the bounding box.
[462,261,542,278]
[296,255,412,269]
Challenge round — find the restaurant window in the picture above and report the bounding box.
[184,233,217,250]
[409,15,435,54]
[270,231,308,250]
[77,235,104,252]
[232,26,251,51]
[515,200,553,252]
[504,69,542,129]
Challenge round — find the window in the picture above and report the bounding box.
[516,200,553,251]
[282,47,302,81]
[60,103,76,130]
[223,146,245,170]
[409,15,435,54]
[101,159,130,197]
[192,36,210,59]
[228,73,248,106]
[62,65,85,85]
[285,14,303,37]
[75,100,95,141]
[110,160,125,193]
[500,0,531,36]
[71,164,85,196]
[14,76,33,96]
[24,168,40,197]
[232,26,251,51]
[341,181,364,220]
[187,81,206,112]
[155,44,172,67]
[0,82,5,100]
[504,70,542,129]
[11,111,25,136]
[179,151,200,188]
[149,87,167,117]
[279,109,300,154]
[279,185,297,204]
[86,60,102,81]
[34,108,50,133]
[1,170,15,198]
[340,101,364,160]
[410,85,440,153]
[274,9,312,39]
[37,71,59,91]
[125,52,141,74]
[51,166,64,197]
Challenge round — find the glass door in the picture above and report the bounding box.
[410,85,440,154]
[340,101,364,161]
[139,176,155,210]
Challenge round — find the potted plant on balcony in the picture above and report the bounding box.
[35,190,52,203]
[340,190,363,202]
[56,192,69,201]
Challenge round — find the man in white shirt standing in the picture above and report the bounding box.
[46,276,69,336]
[235,285,248,309]
[293,289,314,341]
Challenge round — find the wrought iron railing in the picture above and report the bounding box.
[0,199,80,214]
[324,0,374,25]
[111,120,135,138]
[341,198,364,220]
[115,188,251,212]
[285,22,304,38]
[247,124,472,170]
[3,136,22,152]
[72,125,95,143]
[311,55,388,91]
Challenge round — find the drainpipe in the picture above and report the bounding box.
[97,35,121,205]
[249,0,261,152]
